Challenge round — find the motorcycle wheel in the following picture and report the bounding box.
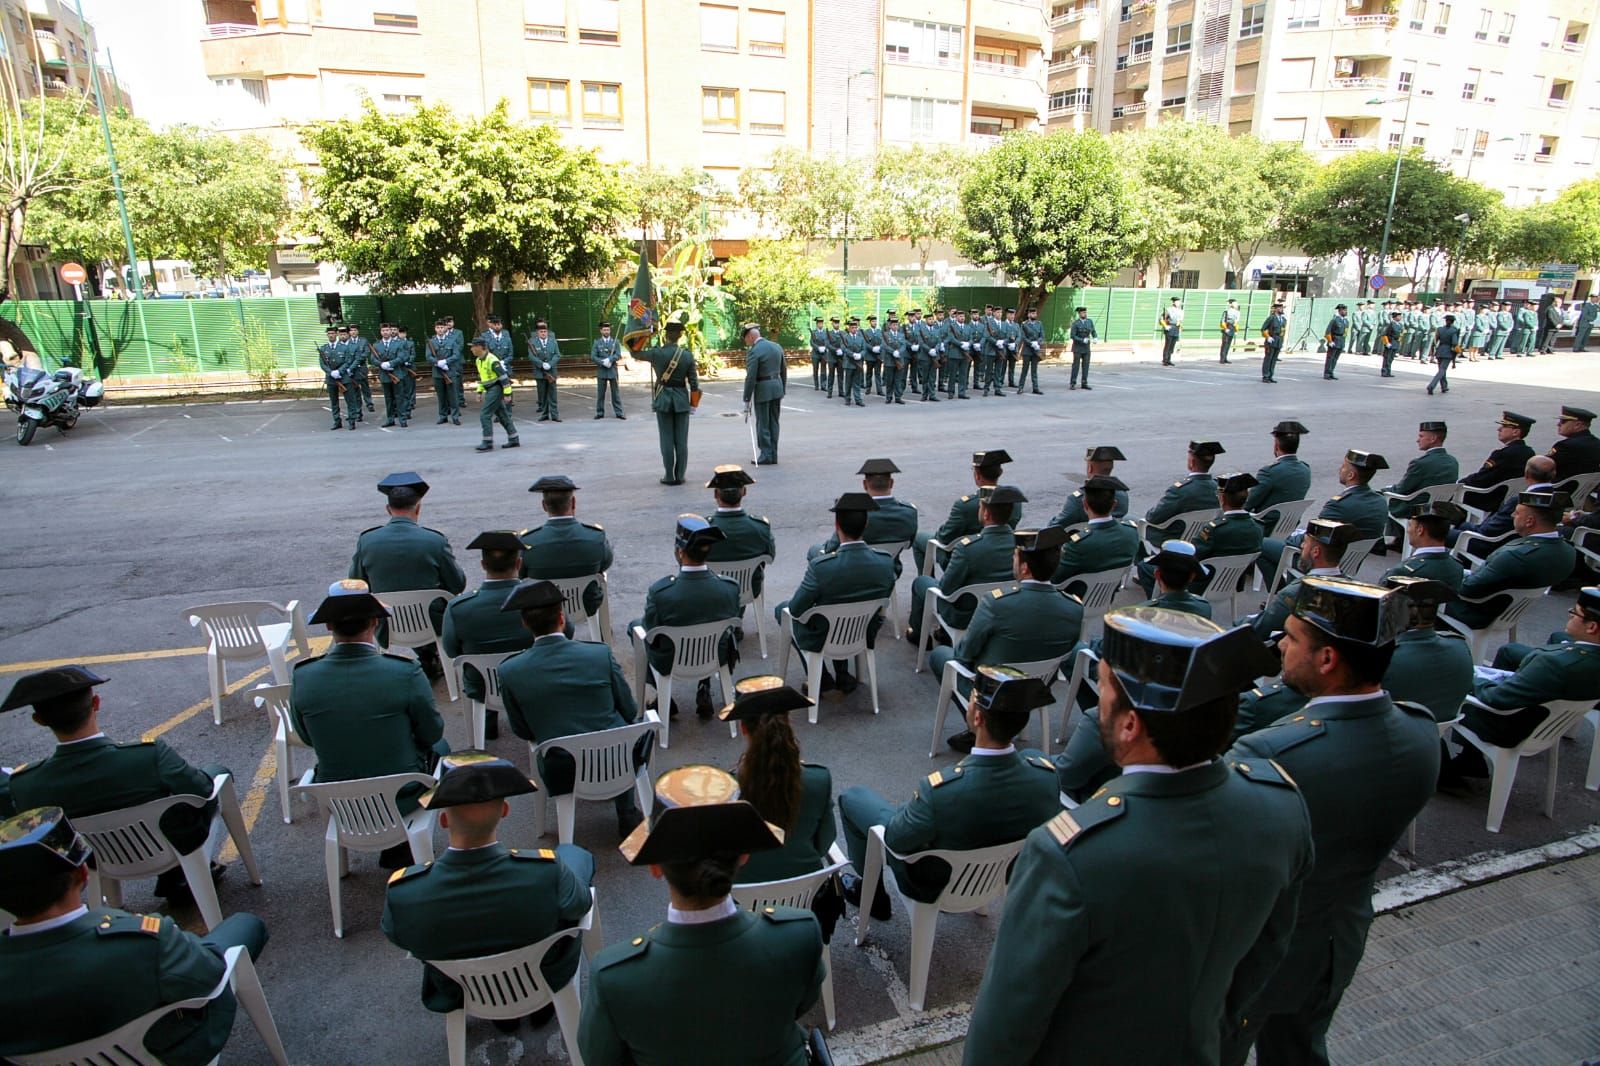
[17,419,36,445]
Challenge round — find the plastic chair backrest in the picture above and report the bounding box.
[451,652,515,713]
[866,540,911,566]
[1201,553,1259,602]
[707,554,774,607]
[1493,586,1546,628]
[186,600,280,658]
[1167,508,1219,544]
[429,926,584,1019]
[641,618,739,677]
[544,574,604,623]
[532,715,661,802]
[379,590,451,649]
[794,599,889,657]
[1554,471,1600,505]
[1067,568,1125,613]
[1337,537,1379,579]
[1255,498,1314,542]
[296,772,436,847]
[72,792,210,880]
[1516,699,1594,755]
[887,836,1026,914]
[732,860,845,912]
[252,683,308,747]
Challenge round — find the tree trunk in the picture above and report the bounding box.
[471,274,497,332]
[0,200,27,306]
[1018,283,1047,317]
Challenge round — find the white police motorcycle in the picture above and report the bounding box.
[3,364,104,445]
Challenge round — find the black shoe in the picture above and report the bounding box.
[616,805,644,838]
[1069,383,1077,390]
[330,423,342,430]
[833,670,859,697]
[840,872,893,921]
[378,843,414,870]
[696,680,715,719]
[552,416,562,422]
[617,414,626,419]
[595,413,605,419]
[451,416,461,425]
[475,441,494,451]
[366,403,376,412]
[485,711,500,741]
[436,417,448,424]
[1032,389,1043,395]
[382,419,396,427]
[347,422,357,430]
[947,730,976,754]
[399,419,408,427]
[895,399,906,405]
[502,438,520,449]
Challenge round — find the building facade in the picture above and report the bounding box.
[2,0,131,109]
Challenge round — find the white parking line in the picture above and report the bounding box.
[219,435,232,442]
[126,419,168,440]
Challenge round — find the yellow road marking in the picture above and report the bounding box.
[218,742,277,865]
[140,637,331,742]
[0,646,210,674]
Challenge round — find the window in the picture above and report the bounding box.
[1419,61,1439,96]
[1239,3,1264,38]
[748,9,784,55]
[1576,136,1599,166]
[1161,93,1187,107]
[1396,62,1414,94]
[212,76,269,107]
[884,19,962,66]
[1280,57,1314,91]
[577,0,619,43]
[1235,61,1258,94]
[1387,130,1402,148]
[528,77,569,119]
[1481,70,1500,103]
[884,94,960,139]
[1408,0,1425,31]
[1165,21,1192,54]
[1498,12,1513,43]
[1116,51,1129,70]
[581,80,621,125]
[1451,127,1468,156]
[1513,132,1530,160]
[1410,123,1427,148]
[1169,270,1200,288]
[1461,68,1479,100]
[1536,135,1556,159]
[975,45,1020,67]
[1432,2,1449,34]
[1540,15,1558,48]
[1120,2,1133,22]
[701,86,738,129]
[1475,8,1490,40]
[1286,0,1320,30]
[1270,116,1306,140]
[378,91,421,109]
[524,0,566,38]
[1049,87,1093,112]
[1472,129,1488,157]
[373,11,418,28]
[748,89,784,132]
[1130,32,1153,59]
[699,5,737,51]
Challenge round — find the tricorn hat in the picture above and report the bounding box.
[419,751,539,809]
[1099,608,1277,714]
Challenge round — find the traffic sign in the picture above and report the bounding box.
[1369,274,1386,290]
[58,262,87,285]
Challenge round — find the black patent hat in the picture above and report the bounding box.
[0,807,92,881]
[619,765,782,865]
[500,579,563,612]
[1,665,107,714]
[308,579,390,625]
[972,665,1055,714]
[419,751,538,809]
[1292,577,1406,646]
[718,675,813,722]
[1099,607,1277,714]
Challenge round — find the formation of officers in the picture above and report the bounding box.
[5,397,1600,1065]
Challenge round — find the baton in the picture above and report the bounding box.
[746,406,759,464]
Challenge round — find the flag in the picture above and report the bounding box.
[621,242,657,352]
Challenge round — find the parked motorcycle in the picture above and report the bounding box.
[4,365,104,445]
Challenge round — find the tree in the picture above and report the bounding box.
[1221,139,1317,285]
[626,165,725,247]
[301,101,633,325]
[721,240,841,343]
[1115,121,1241,285]
[954,129,1136,310]
[738,148,865,252]
[21,97,146,284]
[1537,178,1600,268]
[864,144,964,274]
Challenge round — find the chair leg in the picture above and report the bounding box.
[634,768,654,821]
[533,789,548,839]
[445,1010,468,1066]
[866,649,880,715]
[931,666,956,756]
[276,735,293,826]
[583,905,604,961]
[1544,744,1561,819]
[324,829,344,938]
[556,795,577,846]
[776,618,792,684]
[657,676,673,750]
[806,656,823,725]
[1585,713,1600,791]
[86,867,105,910]
[469,700,486,750]
[551,980,585,1066]
[599,595,614,646]
[821,944,837,1031]
[754,589,769,660]
[1036,704,1052,757]
[1407,819,1418,855]
[230,950,290,1066]
[209,650,225,727]
[267,643,291,687]
[217,775,264,886]
[855,832,885,946]
[440,650,460,704]
[915,598,938,673]
[178,847,225,931]
[906,901,937,1012]
[1485,749,1519,833]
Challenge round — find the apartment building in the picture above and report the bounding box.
[1,0,130,109]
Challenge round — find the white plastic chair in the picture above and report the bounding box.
[1438,585,1547,663]
[293,770,438,938]
[1056,647,1101,745]
[1407,712,1461,854]
[867,539,913,636]
[915,582,1012,673]
[1554,470,1600,507]
[630,618,738,749]
[1270,535,1380,594]
[450,651,518,749]
[853,824,1026,1011]
[528,710,662,844]
[1585,708,1600,792]
[1454,696,1596,832]
[932,657,1066,756]
[378,589,461,703]
[1385,483,1466,559]
[1451,528,1516,571]
[1251,498,1315,543]
[1573,528,1600,575]
[252,683,315,825]
[184,600,309,725]
[9,945,288,1066]
[1058,567,1126,643]
[544,572,615,647]
[919,537,952,579]
[76,773,262,933]
[430,924,588,1066]
[776,599,892,720]
[1135,508,1218,555]
[708,553,774,659]
[1198,552,1261,624]
[732,843,850,1030]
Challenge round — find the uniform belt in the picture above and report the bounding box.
[757,374,776,382]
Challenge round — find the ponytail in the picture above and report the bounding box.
[736,715,804,832]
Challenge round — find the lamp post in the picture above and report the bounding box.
[841,68,875,281]
[1366,88,1415,294]
[1445,211,1472,294]
[74,0,141,299]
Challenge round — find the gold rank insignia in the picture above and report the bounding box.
[1045,810,1080,846]
[141,915,162,934]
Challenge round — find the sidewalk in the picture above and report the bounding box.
[874,853,1600,1065]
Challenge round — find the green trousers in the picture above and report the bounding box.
[656,410,689,482]
[479,384,517,441]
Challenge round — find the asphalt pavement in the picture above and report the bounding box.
[2,341,1598,1065]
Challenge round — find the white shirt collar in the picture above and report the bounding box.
[1529,531,1562,539]
[679,565,708,573]
[715,507,744,513]
[1307,566,1341,576]
[1123,759,1211,775]
[1422,446,1444,454]
[871,495,895,501]
[1411,546,1447,555]
[57,732,107,747]
[1019,579,1053,588]
[1222,509,1249,516]
[969,744,1016,757]
[1304,691,1383,707]
[667,897,739,925]
[446,842,500,853]
[9,905,88,936]
[1088,516,1114,525]
[546,515,576,523]
[836,541,868,549]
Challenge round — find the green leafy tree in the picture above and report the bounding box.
[721,240,842,344]
[1221,139,1317,285]
[602,237,732,371]
[1535,178,1600,268]
[955,129,1136,310]
[626,165,726,247]
[738,148,865,252]
[865,144,964,274]
[301,101,633,326]
[21,97,146,285]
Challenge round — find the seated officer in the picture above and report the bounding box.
[909,485,1025,644]
[1382,501,1467,591]
[0,807,269,1065]
[519,474,614,620]
[775,493,898,696]
[1139,540,1214,618]
[1451,455,1555,549]
[441,531,536,741]
[964,612,1305,1066]
[1144,440,1224,544]
[497,579,646,836]
[809,458,920,576]
[913,449,1019,574]
[382,753,594,1031]
[1258,449,1390,587]
[1444,490,1577,630]
[931,527,1085,753]
[1249,520,1360,641]
[1140,472,1262,596]
[1380,420,1460,547]
[630,515,742,719]
[1443,586,1600,783]
[0,666,227,901]
[1459,410,1536,513]
[1052,475,1140,588]
[291,581,447,863]
[580,769,826,1066]
[1246,421,1313,533]
[837,667,1061,920]
[1050,445,1130,528]
[1381,576,1474,725]
[705,465,776,600]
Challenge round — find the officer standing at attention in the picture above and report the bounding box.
[382,753,594,1031]
[915,449,1020,574]
[809,458,919,575]
[1538,295,1565,354]
[930,308,951,394]
[426,318,463,426]
[1260,301,1287,382]
[944,308,971,400]
[637,315,699,485]
[526,318,562,423]
[1068,305,1097,390]
[1246,421,1312,534]
[1218,298,1240,364]
[1484,301,1512,360]
[862,313,884,397]
[840,316,867,406]
[1052,475,1140,588]
[826,316,846,397]
[344,321,375,418]
[838,667,1062,919]
[0,806,273,1065]
[1378,308,1403,377]
[1381,420,1459,544]
[1571,294,1599,353]
[963,610,1308,1066]
[1145,440,1225,544]
[1224,578,1439,1066]
[1382,502,1467,590]
[519,474,614,622]
[882,311,908,403]
[578,773,826,1066]
[394,324,418,422]
[1357,300,1377,356]
[1510,299,1538,356]
[809,316,827,391]
[1460,411,1536,513]
[443,315,467,407]
[967,306,986,394]
[1000,306,1021,388]
[1018,306,1045,393]
[705,465,776,601]
[742,323,786,465]
[470,338,519,453]
[1052,446,1130,528]
[1158,295,1184,366]
[591,320,626,420]
[1547,404,1600,481]
[475,314,513,380]
[441,531,536,741]
[320,325,355,431]
[1322,303,1349,380]
[909,485,1025,646]
[373,322,409,428]
[911,309,940,402]
[630,515,742,720]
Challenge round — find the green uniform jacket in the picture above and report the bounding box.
[736,764,837,884]
[1250,568,1342,641]
[935,492,1022,545]
[0,908,235,1064]
[1317,482,1388,541]
[707,508,776,596]
[348,517,467,600]
[591,336,623,379]
[1020,318,1044,355]
[520,516,614,616]
[862,327,883,363]
[954,581,1085,670]
[440,578,534,701]
[1245,456,1311,528]
[1467,638,1600,746]
[3,737,214,852]
[1053,518,1140,585]
[425,332,463,376]
[638,343,699,413]
[382,843,592,1012]
[815,496,919,575]
[841,329,866,369]
[639,568,742,675]
[743,337,786,403]
[1383,448,1461,519]
[498,633,637,745]
[1380,546,1465,592]
[1143,589,1213,617]
[1233,680,1310,741]
[1387,628,1474,723]
[1446,534,1576,628]
[290,644,445,809]
[527,333,561,377]
[1227,695,1438,1043]
[477,328,513,363]
[1145,473,1219,541]
[783,541,897,653]
[962,759,1314,1065]
[579,907,824,1066]
[1191,511,1264,594]
[935,525,1018,629]
[1050,487,1130,528]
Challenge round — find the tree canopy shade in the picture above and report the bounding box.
[1535,178,1600,269]
[954,129,1136,309]
[737,147,864,251]
[864,144,963,272]
[626,165,726,249]
[300,101,633,325]
[721,239,842,340]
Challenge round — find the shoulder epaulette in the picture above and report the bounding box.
[292,654,326,669]
[596,932,652,969]
[381,651,418,664]
[1066,529,1086,543]
[1172,480,1184,488]
[1247,714,1327,755]
[1330,493,1347,502]
[1392,699,1438,724]
[757,905,813,924]
[1229,757,1298,789]
[112,739,155,750]
[1043,792,1125,850]
[958,536,974,547]
[388,862,432,886]
[1027,754,1054,772]
[422,526,449,538]
[97,912,165,937]
[753,515,771,525]
[925,766,963,789]
[959,495,972,503]
[582,521,606,533]
[508,848,558,862]
[358,525,382,536]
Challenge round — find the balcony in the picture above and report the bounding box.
[1548,97,1570,109]
[1049,55,1094,73]
[884,51,962,71]
[1121,100,1148,114]
[1562,40,1585,54]
[32,29,63,65]
[1332,14,1397,57]
[1050,5,1098,28]
[205,22,262,37]
[1051,10,1099,42]
[975,0,1050,44]
[1319,136,1378,150]
[1326,75,1389,91]
[41,77,69,96]
[971,65,1044,110]
[1048,101,1093,116]
[969,132,1003,148]
[973,59,1037,78]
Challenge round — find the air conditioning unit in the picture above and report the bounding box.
[1335,58,1356,76]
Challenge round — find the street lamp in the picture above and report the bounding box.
[842,68,875,281]
[74,0,141,299]
[1366,89,1416,294]
[1445,212,1472,294]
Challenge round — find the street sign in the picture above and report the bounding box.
[58,262,87,286]
[1537,263,1577,284]
[1369,275,1386,290]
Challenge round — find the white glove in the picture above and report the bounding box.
[1031,341,1040,350]
[872,346,881,353]
[961,342,971,350]
[380,361,392,370]
[435,359,447,369]
[330,369,341,379]
[910,343,920,350]
[603,359,612,368]
[542,362,551,370]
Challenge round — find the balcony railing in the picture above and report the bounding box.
[1050,6,1098,27]
[969,132,1003,147]
[1562,41,1584,54]
[884,51,963,70]
[1533,153,1553,163]
[748,41,785,56]
[1121,100,1148,114]
[1048,102,1093,115]
[205,22,262,37]
[1049,56,1095,72]
[525,24,566,40]
[1338,14,1398,29]
[973,59,1037,78]
[1319,137,1377,150]
[1327,76,1389,90]
[1125,50,1152,66]
[1548,97,1570,109]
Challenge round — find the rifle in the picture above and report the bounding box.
[426,337,455,385]
[320,346,347,395]
[368,340,398,385]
